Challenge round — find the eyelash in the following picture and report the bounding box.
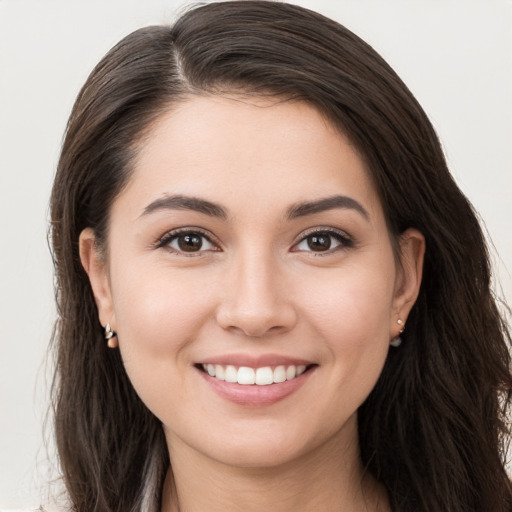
[156,227,353,257]
[291,227,354,256]
[157,228,220,257]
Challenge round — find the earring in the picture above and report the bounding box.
[390,319,405,348]
[104,323,118,348]
[390,336,402,348]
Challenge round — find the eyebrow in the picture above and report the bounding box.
[141,194,228,219]
[286,195,369,221]
[140,193,369,222]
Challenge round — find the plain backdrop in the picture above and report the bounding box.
[1,0,511,508]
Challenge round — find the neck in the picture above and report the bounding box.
[161,419,389,512]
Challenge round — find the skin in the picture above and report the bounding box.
[80,96,424,511]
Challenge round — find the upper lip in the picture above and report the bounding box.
[197,353,315,368]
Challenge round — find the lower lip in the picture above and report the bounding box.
[197,367,315,406]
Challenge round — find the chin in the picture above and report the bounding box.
[207,440,308,469]
[194,415,355,471]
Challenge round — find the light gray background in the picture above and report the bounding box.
[1,0,511,508]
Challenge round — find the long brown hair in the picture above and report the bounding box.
[49,2,512,510]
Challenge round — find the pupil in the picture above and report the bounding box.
[307,234,331,251]
[178,234,202,252]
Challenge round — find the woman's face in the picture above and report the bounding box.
[81,96,423,469]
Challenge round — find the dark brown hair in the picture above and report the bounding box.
[50,2,512,510]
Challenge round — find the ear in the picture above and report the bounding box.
[391,228,425,332]
[79,228,115,329]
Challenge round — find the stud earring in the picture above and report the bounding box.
[390,318,405,348]
[104,323,118,349]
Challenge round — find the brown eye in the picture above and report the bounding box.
[178,234,203,252]
[293,229,351,254]
[306,233,332,251]
[165,231,217,254]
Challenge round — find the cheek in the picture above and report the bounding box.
[302,260,396,345]
[109,263,221,421]
[299,257,396,396]
[110,261,218,378]
[306,279,392,414]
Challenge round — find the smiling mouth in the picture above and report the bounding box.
[197,363,315,386]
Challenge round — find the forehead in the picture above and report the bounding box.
[119,95,383,223]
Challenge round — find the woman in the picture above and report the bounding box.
[49,1,512,511]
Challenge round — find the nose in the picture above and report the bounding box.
[216,249,298,338]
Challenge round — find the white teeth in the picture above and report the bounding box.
[215,364,225,380]
[237,367,255,385]
[286,365,296,381]
[255,367,274,385]
[225,365,238,383]
[296,365,306,376]
[201,363,309,385]
[273,365,287,383]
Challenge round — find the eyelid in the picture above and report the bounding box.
[155,225,352,255]
[291,226,354,253]
[156,226,222,254]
